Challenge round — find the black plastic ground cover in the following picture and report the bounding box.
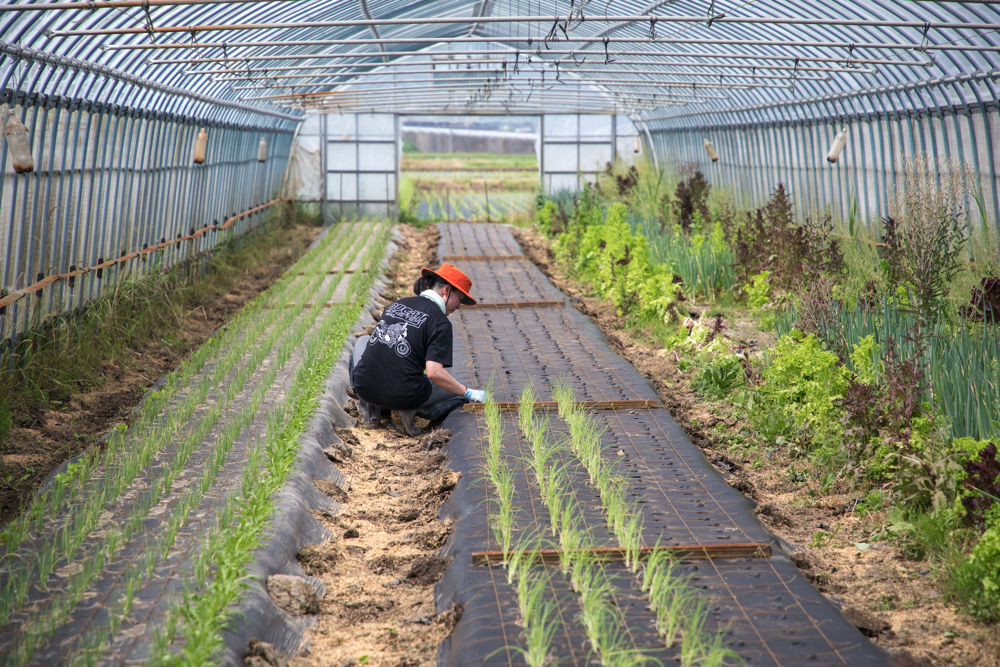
[217,228,400,667]
[439,222,523,259]
[0,223,396,667]
[448,259,565,305]
[433,223,887,667]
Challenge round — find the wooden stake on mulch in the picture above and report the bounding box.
[462,399,659,413]
[471,543,773,566]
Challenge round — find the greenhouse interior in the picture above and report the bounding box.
[2,1,1000,666]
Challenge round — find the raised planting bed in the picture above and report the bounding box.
[0,220,396,667]
[432,223,888,667]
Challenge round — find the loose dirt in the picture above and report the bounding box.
[0,224,321,527]
[289,224,464,667]
[297,424,461,667]
[512,225,1000,667]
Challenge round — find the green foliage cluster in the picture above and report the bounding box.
[642,216,738,298]
[754,332,849,449]
[557,201,684,324]
[951,506,1000,622]
[693,354,745,400]
[531,152,1000,629]
[744,271,772,312]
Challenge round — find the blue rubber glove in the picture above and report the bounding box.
[463,387,487,403]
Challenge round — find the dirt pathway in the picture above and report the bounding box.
[290,225,468,667]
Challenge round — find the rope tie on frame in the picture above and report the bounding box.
[141,0,155,41]
[918,22,932,52]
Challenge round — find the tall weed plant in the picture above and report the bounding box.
[779,294,1000,441]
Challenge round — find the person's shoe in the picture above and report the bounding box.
[358,399,381,428]
[398,409,422,437]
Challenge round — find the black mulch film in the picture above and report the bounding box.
[433,223,887,667]
[439,223,523,259]
[0,224,394,667]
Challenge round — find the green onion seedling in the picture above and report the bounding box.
[519,382,537,439]
[518,598,558,667]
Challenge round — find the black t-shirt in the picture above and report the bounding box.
[353,296,453,410]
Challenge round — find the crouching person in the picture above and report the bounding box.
[349,263,487,436]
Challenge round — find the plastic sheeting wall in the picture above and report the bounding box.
[541,113,640,193]
[648,104,1000,237]
[288,114,322,203]
[325,112,398,221]
[0,95,292,349]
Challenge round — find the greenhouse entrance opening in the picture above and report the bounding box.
[400,115,539,223]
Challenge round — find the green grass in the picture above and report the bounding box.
[401,152,538,171]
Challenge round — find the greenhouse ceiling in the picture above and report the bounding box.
[1,0,999,130]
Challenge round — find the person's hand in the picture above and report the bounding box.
[463,387,487,403]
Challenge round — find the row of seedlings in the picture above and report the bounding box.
[547,383,741,667]
[516,385,652,667]
[0,218,357,562]
[142,222,393,665]
[2,218,356,636]
[76,222,387,666]
[8,220,370,663]
[84,221,384,663]
[0,220,380,665]
[481,391,561,667]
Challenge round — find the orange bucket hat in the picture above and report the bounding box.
[421,263,477,305]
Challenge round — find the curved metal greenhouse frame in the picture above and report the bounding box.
[2,0,1000,346]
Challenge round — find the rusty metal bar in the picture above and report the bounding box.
[471,542,773,566]
[442,255,524,261]
[149,50,928,68]
[184,59,870,75]
[462,399,659,413]
[50,14,1000,36]
[104,35,1000,54]
[0,197,290,312]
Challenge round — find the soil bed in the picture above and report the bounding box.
[511,225,1000,667]
[0,221,321,527]
[289,224,468,667]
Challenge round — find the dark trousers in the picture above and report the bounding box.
[349,335,465,423]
